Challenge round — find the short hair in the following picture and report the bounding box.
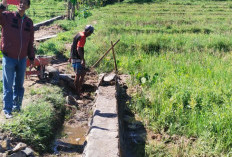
[84,25,94,34]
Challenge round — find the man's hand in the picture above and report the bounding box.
[81,59,85,67]
[29,60,34,68]
[2,0,7,7]
[68,58,71,63]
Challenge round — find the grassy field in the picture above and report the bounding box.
[72,0,232,156]
[8,0,66,24]
[36,0,232,155]
[2,0,232,155]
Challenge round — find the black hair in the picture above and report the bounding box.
[21,0,30,6]
[27,0,30,6]
[84,25,94,34]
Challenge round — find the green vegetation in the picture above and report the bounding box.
[1,85,65,152]
[56,0,232,155]
[7,0,66,23]
[2,0,232,155]
[35,2,232,155]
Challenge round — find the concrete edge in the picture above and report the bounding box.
[82,75,120,157]
[34,16,64,31]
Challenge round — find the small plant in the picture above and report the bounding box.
[78,6,92,18]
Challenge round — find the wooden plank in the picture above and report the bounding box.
[34,16,64,31]
[35,35,57,42]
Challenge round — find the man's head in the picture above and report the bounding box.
[17,0,30,13]
[84,25,94,37]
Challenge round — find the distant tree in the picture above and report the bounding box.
[67,0,121,20]
[67,0,77,20]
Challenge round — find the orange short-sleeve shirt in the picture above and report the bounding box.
[77,32,86,48]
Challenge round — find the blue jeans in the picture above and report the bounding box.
[72,62,84,74]
[2,55,26,114]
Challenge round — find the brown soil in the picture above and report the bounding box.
[34,24,64,40]
[23,63,98,156]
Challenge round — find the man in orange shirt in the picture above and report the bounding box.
[70,25,94,98]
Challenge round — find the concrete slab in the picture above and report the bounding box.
[83,85,119,157]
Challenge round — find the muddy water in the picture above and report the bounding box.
[61,125,87,145]
[50,71,98,156]
[53,124,88,155]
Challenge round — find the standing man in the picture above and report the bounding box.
[70,25,94,98]
[0,0,34,119]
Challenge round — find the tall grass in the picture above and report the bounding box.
[7,0,66,23]
[31,0,232,155]
[85,1,232,155]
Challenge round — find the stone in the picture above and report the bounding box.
[100,73,116,86]
[98,73,105,85]
[0,135,5,140]
[9,151,26,157]
[1,140,10,151]
[12,143,27,152]
[22,147,34,156]
[77,100,84,104]
[0,153,7,157]
[66,96,77,106]
[0,145,5,153]
[103,73,116,82]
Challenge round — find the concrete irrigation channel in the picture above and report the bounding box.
[82,73,146,157]
[53,72,145,157]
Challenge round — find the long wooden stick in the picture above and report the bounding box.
[92,39,120,68]
[111,41,118,73]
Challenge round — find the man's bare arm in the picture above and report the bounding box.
[0,0,7,14]
[1,0,7,6]
[78,47,85,66]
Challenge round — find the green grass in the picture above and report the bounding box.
[78,1,232,155]
[8,0,66,24]
[4,0,232,155]
[36,3,232,154]
[1,85,65,153]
